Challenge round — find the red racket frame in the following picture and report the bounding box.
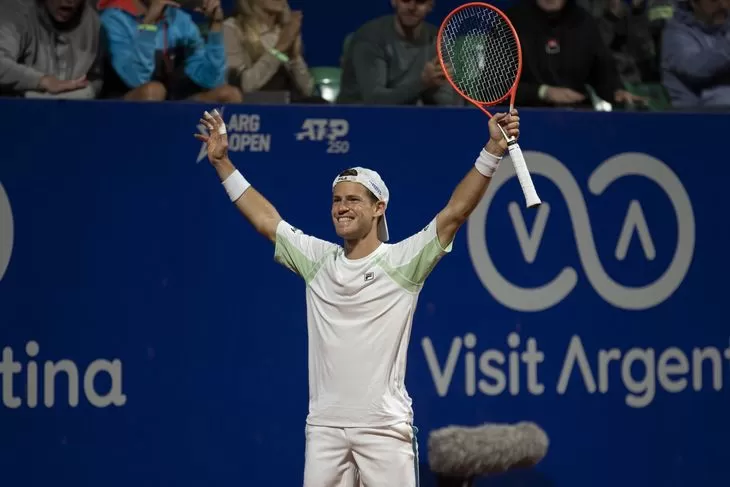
[436,2,523,117]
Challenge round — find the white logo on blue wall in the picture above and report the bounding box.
[0,341,127,409]
[295,118,350,154]
[0,182,13,282]
[467,152,695,312]
[196,111,272,163]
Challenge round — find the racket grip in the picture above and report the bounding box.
[507,143,542,208]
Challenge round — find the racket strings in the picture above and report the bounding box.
[439,6,520,104]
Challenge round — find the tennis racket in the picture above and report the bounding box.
[437,2,541,209]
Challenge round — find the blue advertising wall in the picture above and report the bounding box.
[0,98,728,487]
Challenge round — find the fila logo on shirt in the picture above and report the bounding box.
[364,272,375,282]
[0,181,14,282]
[545,38,560,55]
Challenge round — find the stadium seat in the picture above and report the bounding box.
[623,82,672,111]
[310,66,342,103]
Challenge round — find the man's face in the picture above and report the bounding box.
[536,0,567,12]
[331,182,384,241]
[392,0,434,29]
[45,0,84,24]
[692,0,728,25]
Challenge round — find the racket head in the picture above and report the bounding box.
[437,2,523,111]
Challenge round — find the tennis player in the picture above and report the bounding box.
[195,108,519,487]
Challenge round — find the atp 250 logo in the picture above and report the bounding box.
[467,152,695,312]
[295,118,350,154]
[0,182,13,282]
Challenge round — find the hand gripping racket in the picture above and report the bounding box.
[437,2,542,208]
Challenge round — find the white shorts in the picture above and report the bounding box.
[303,422,420,487]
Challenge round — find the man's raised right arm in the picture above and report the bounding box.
[196,109,281,243]
[211,156,282,243]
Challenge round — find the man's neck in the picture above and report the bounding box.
[344,235,382,260]
[394,16,422,41]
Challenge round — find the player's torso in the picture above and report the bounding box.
[304,245,418,425]
[308,245,413,324]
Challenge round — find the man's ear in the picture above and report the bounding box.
[375,201,386,217]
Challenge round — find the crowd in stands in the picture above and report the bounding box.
[0,0,728,110]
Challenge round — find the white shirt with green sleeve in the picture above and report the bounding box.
[274,217,452,428]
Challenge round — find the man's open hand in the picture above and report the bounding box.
[38,75,88,94]
[194,109,228,166]
[422,57,446,89]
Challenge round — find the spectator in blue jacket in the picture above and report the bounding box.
[661,0,730,108]
[98,0,242,102]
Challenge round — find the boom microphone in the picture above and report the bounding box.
[428,421,549,480]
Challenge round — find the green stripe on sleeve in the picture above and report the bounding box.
[376,256,421,293]
[274,235,328,284]
[378,236,451,291]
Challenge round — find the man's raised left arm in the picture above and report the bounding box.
[435,110,519,248]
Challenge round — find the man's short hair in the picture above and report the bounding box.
[337,168,379,203]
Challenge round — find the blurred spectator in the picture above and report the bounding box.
[506,0,644,108]
[0,0,104,99]
[647,0,675,57]
[661,0,730,108]
[98,0,242,102]
[337,0,462,106]
[223,0,324,103]
[577,0,660,84]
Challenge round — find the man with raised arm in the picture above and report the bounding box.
[194,108,519,487]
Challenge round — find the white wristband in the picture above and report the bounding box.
[222,170,251,202]
[474,148,502,178]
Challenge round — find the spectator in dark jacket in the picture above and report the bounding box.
[576,0,660,84]
[661,0,730,108]
[337,0,462,106]
[506,0,644,108]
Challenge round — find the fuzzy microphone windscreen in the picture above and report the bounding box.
[428,422,549,478]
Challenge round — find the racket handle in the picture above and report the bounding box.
[507,143,542,208]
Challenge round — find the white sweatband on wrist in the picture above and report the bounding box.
[474,148,503,178]
[222,170,251,202]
